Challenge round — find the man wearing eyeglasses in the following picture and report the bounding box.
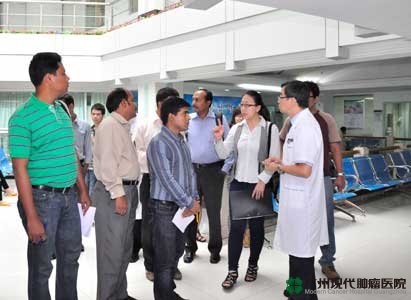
[279,81,345,282]
[93,88,140,300]
[265,80,328,300]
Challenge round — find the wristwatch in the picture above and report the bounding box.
[337,172,344,177]
[277,164,285,174]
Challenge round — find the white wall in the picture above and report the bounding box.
[0,1,407,90]
[320,89,411,137]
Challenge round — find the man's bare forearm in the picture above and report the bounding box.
[76,158,88,195]
[12,158,38,220]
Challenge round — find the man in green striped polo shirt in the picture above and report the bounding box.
[8,52,90,300]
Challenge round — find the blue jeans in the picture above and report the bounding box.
[149,199,184,300]
[85,169,97,197]
[319,176,336,267]
[17,188,82,300]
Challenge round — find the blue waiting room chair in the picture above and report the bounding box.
[387,151,411,180]
[0,147,13,177]
[369,154,404,186]
[352,156,389,191]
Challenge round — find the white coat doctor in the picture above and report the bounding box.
[265,81,328,300]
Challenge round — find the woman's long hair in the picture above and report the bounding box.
[230,108,242,127]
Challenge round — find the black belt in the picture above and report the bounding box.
[152,199,177,207]
[122,179,139,186]
[32,185,73,194]
[193,160,224,169]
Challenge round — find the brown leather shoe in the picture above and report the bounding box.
[174,268,182,280]
[322,265,340,280]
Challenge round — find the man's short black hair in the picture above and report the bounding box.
[106,88,128,113]
[160,96,190,125]
[304,81,320,98]
[91,103,106,115]
[196,88,213,107]
[156,87,180,105]
[282,80,310,108]
[58,93,74,107]
[29,52,62,88]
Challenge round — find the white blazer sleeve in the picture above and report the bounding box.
[214,123,238,159]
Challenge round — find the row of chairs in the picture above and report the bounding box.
[0,147,13,177]
[333,150,411,220]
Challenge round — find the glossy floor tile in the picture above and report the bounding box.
[1,182,410,300]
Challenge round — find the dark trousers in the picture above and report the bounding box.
[0,170,9,190]
[150,199,184,300]
[0,170,9,200]
[319,176,336,267]
[228,216,265,271]
[17,188,81,300]
[289,256,318,300]
[139,173,154,271]
[228,180,265,271]
[132,219,142,257]
[185,162,225,255]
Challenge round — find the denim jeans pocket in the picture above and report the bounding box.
[31,190,54,226]
[32,189,49,203]
[32,190,54,216]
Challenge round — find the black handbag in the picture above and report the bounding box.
[229,180,276,220]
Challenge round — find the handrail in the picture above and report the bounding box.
[368,146,400,153]
[0,0,107,5]
[345,135,386,139]
[0,0,184,34]
[342,150,360,157]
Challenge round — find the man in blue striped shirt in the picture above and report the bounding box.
[147,96,200,300]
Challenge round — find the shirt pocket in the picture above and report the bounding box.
[282,183,306,210]
[282,173,306,191]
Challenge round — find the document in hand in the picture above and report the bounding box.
[77,204,96,237]
[172,208,194,233]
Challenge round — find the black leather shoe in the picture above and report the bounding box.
[130,252,139,263]
[175,293,188,300]
[210,253,221,264]
[183,251,195,263]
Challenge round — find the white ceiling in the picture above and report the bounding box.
[182,0,411,95]
[186,0,411,39]
[187,57,411,94]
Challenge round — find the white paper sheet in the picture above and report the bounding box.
[77,204,96,237]
[172,208,194,233]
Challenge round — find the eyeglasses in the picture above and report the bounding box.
[240,103,257,108]
[277,96,290,100]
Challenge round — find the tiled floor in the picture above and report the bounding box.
[1,182,410,300]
